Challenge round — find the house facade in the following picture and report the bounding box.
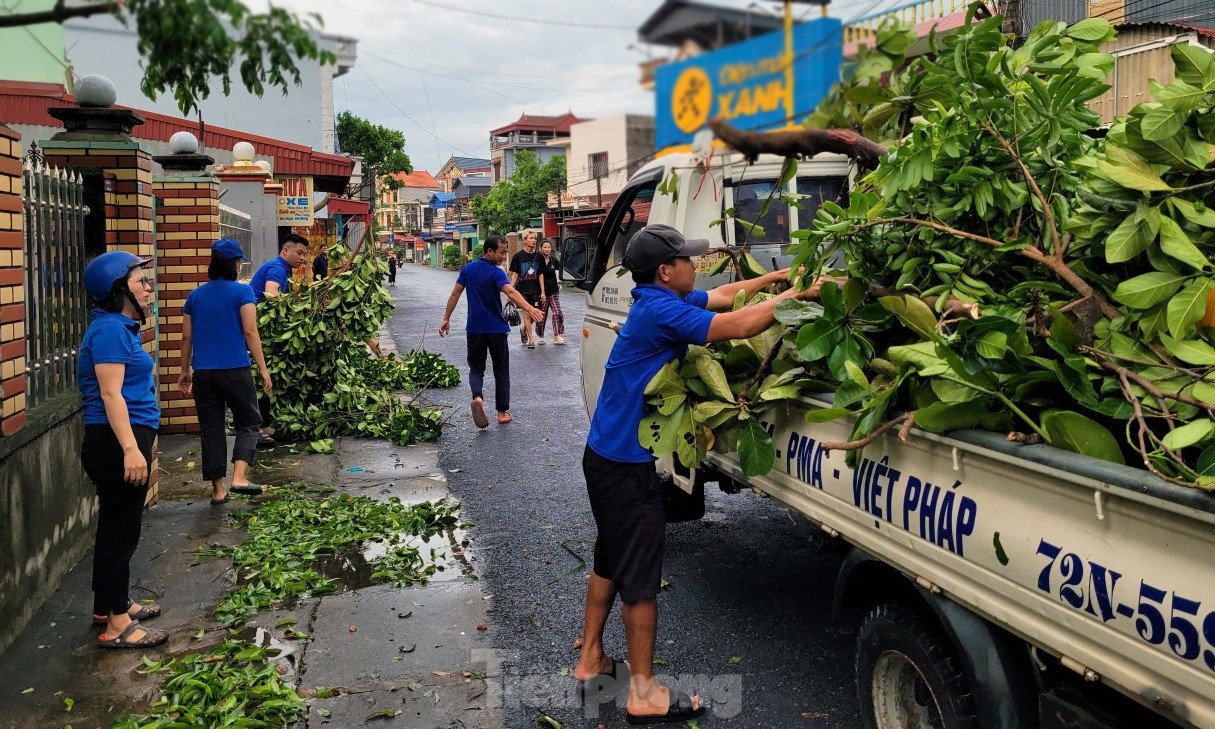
[488,113,581,183]
[436,155,492,193]
[376,170,441,236]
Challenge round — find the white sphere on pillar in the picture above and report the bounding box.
[76,75,118,108]
[233,142,256,162]
[168,131,199,154]
[255,160,272,174]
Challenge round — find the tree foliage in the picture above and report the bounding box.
[471,149,565,234]
[0,0,336,117]
[336,110,412,192]
[651,12,1215,488]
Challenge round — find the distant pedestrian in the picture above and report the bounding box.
[438,235,542,427]
[178,239,273,504]
[508,229,543,348]
[78,251,167,649]
[536,239,565,345]
[249,233,309,446]
[312,244,329,281]
[387,251,398,286]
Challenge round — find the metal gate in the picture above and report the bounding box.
[22,149,90,408]
[220,203,253,279]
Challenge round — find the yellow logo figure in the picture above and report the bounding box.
[672,66,712,134]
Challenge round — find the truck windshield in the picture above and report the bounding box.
[730,176,849,246]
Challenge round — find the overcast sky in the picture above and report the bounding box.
[269,0,896,175]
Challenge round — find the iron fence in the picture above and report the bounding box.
[22,152,90,408]
[220,203,253,280]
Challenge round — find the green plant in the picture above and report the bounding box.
[649,12,1215,488]
[443,243,464,269]
[470,149,566,234]
[199,490,460,627]
[258,244,457,446]
[471,243,485,259]
[111,639,308,728]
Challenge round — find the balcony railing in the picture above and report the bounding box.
[490,131,560,150]
[843,0,972,44]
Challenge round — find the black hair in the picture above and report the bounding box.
[280,233,309,251]
[484,235,506,254]
[98,282,128,313]
[632,268,658,285]
[208,250,240,280]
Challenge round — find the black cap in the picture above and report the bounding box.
[622,224,711,272]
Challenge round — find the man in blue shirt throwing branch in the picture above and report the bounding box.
[248,233,309,445]
[574,224,822,725]
[438,235,543,428]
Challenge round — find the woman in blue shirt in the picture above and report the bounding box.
[177,239,273,504]
[78,251,167,649]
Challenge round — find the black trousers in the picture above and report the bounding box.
[81,423,157,617]
[194,367,262,481]
[467,332,509,412]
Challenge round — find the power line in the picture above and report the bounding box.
[361,48,554,114]
[356,64,478,157]
[359,42,635,82]
[407,0,637,30]
[417,70,442,162]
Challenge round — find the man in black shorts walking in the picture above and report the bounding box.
[508,229,543,348]
[573,224,820,724]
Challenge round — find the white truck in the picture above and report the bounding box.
[563,150,1215,729]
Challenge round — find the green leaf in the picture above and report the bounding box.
[1139,106,1183,141]
[1159,333,1215,365]
[729,654,744,665]
[1171,43,1215,87]
[1111,272,1188,309]
[644,360,686,397]
[1197,446,1215,476]
[1159,216,1210,270]
[1097,146,1171,192]
[974,331,1008,361]
[879,295,937,339]
[1065,18,1112,41]
[843,359,869,388]
[738,419,776,477]
[805,407,851,423]
[914,401,985,433]
[1161,419,1215,450]
[1167,279,1213,339]
[1041,410,1125,464]
[1153,80,1207,114]
[695,357,734,402]
[795,319,843,362]
[1104,206,1159,263]
[638,411,679,457]
[1171,198,1215,228]
[653,391,687,416]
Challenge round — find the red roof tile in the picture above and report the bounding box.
[387,170,440,188]
[490,111,586,137]
[0,81,354,179]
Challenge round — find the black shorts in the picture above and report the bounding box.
[582,445,664,602]
[519,290,542,308]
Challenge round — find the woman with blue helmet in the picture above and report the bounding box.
[78,250,167,649]
[177,238,271,504]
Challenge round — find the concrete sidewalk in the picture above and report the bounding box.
[0,330,502,729]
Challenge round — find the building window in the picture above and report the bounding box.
[589,152,609,180]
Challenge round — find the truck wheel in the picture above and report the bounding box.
[856,603,979,729]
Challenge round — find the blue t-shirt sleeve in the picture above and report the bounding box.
[183,290,195,316]
[239,284,257,306]
[267,262,289,287]
[685,290,709,309]
[456,268,468,287]
[657,297,715,346]
[494,268,509,290]
[89,322,134,365]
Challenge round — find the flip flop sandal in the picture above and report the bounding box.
[210,493,230,505]
[93,602,162,626]
[230,483,264,496]
[626,690,704,725]
[98,620,168,649]
[577,658,627,702]
[497,412,512,425]
[256,434,277,449]
[470,400,490,429]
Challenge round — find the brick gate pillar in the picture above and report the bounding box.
[152,134,218,435]
[0,126,27,436]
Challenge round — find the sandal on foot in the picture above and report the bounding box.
[256,434,276,449]
[470,399,490,429]
[93,602,162,627]
[98,620,168,649]
[536,338,546,345]
[577,658,626,702]
[210,493,229,505]
[497,412,512,425]
[230,483,263,496]
[626,691,704,725]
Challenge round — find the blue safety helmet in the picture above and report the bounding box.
[84,250,153,313]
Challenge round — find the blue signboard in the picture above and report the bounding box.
[654,17,842,150]
[445,223,477,233]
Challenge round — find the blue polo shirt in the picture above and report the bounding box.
[77,310,160,429]
[250,256,292,303]
[588,285,715,463]
[183,280,257,370]
[456,257,510,335]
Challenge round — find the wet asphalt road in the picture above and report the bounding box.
[386,263,861,729]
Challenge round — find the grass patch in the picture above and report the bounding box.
[111,640,306,728]
[199,488,460,627]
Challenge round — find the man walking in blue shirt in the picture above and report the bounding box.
[573,225,822,725]
[439,235,542,428]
